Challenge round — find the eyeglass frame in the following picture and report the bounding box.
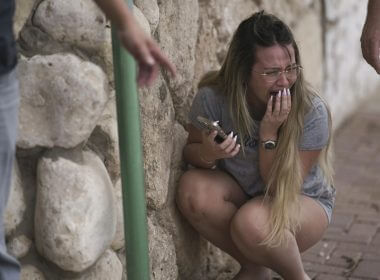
[252,64,303,81]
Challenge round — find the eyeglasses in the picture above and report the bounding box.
[252,65,303,81]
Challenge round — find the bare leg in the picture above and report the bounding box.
[176,169,271,280]
[230,195,328,280]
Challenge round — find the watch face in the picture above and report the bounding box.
[264,141,276,150]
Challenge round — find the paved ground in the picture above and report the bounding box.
[301,93,380,280]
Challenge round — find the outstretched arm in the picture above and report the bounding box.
[93,0,176,86]
[361,0,380,74]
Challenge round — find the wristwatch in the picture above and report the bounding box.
[261,139,277,150]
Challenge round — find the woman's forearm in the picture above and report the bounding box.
[258,145,277,185]
[183,143,216,169]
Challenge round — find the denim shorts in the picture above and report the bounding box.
[303,185,336,223]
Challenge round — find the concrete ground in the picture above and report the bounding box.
[301,92,380,279]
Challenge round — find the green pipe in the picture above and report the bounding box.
[111,1,150,279]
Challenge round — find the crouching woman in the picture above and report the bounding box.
[176,11,335,280]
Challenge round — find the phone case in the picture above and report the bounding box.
[196,116,228,143]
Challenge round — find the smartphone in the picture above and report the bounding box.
[196,116,228,143]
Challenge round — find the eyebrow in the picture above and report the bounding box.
[263,63,297,70]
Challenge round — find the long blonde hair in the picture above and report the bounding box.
[199,11,334,247]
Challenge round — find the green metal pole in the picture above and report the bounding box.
[111,1,150,279]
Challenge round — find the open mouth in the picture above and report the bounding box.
[269,88,292,97]
[269,91,278,96]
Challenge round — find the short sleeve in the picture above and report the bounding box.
[299,99,330,150]
[188,87,223,130]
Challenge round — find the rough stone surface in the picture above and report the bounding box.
[67,250,123,280]
[20,265,45,280]
[194,0,259,91]
[156,0,199,124]
[17,54,108,149]
[111,179,124,251]
[7,235,32,259]
[13,0,35,39]
[133,5,151,36]
[148,216,178,280]
[4,161,26,236]
[134,0,160,33]
[33,0,108,51]
[35,149,116,272]
[88,95,120,183]
[140,76,175,210]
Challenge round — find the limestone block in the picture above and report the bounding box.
[156,0,199,123]
[17,54,108,149]
[194,0,259,116]
[35,149,116,272]
[14,0,36,39]
[66,250,123,280]
[134,0,160,33]
[116,249,127,280]
[148,217,178,280]
[206,244,239,280]
[111,178,124,250]
[133,5,151,36]
[7,235,32,259]
[160,122,206,279]
[165,121,187,208]
[33,0,108,51]
[20,265,45,280]
[139,77,175,210]
[88,96,120,183]
[4,160,26,236]
[156,206,205,280]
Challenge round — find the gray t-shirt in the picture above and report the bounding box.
[189,86,332,199]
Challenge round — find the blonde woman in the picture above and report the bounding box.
[176,11,335,280]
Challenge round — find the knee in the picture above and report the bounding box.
[176,170,211,220]
[230,203,270,247]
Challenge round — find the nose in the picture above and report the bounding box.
[276,72,290,87]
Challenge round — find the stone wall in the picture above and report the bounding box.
[6,0,380,279]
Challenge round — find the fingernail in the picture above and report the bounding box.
[229,132,233,138]
[233,135,237,142]
[146,56,155,65]
[237,144,241,149]
[277,90,281,97]
[288,88,291,96]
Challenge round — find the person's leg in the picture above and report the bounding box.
[230,195,328,280]
[176,169,271,280]
[0,69,21,280]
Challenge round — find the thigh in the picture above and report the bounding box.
[296,195,329,252]
[177,169,249,210]
[232,195,328,250]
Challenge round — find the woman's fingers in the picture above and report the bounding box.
[266,95,274,115]
[272,90,281,116]
[287,88,291,113]
[219,132,234,150]
[230,143,241,157]
[280,88,286,113]
[223,134,238,154]
[214,132,240,158]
